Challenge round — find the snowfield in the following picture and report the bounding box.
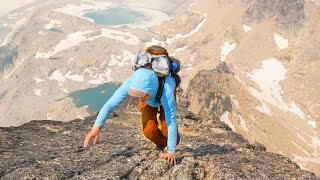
[220,42,237,62]
[247,58,316,128]
[220,112,235,131]
[274,33,288,50]
[35,29,140,59]
[243,24,252,32]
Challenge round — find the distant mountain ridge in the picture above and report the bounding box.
[242,0,305,31]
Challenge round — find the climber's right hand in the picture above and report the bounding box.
[83,125,100,148]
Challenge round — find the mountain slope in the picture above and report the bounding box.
[185,62,320,175]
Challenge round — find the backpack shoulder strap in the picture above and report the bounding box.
[156,76,165,103]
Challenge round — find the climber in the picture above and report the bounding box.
[83,45,180,165]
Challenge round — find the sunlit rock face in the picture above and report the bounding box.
[242,0,305,31]
[0,114,317,179]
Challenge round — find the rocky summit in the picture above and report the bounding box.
[0,112,318,179]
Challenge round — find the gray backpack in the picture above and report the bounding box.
[132,51,171,77]
[132,46,181,102]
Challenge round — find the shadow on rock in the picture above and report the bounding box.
[179,144,235,158]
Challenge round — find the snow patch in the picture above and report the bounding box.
[98,28,140,45]
[145,37,163,47]
[88,68,113,84]
[234,75,246,85]
[308,120,317,128]
[190,54,196,62]
[48,70,84,86]
[1,18,27,47]
[238,114,249,131]
[249,114,257,122]
[311,136,320,148]
[8,13,20,19]
[34,89,41,96]
[51,31,91,51]
[0,21,9,27]
[109,55,121,66]
[46,113,52,120]
[62,89,69,93]
[254,101,272,116]
[247,59,287,109]
[38,31,45,35]
[176,46,188,52]
[274,33,288,50]
[243,24,252,32]
[48,70,65,86]
[35,28,139,59]
[220,112,235,131]
[247,58,311,122]
[100,61,108,66]
[108,50,135,67]
[123,50,135,63]
[166,16,207,45]
[288,102,306,120]
[249,114,261,125]
[65,71,84,82]
[34,78,45,83]
[68,57,75,64]
[182,17,206,37]
[145,15,206,46]
[220,42,237,62]
[44,19,62,30]
[35,31,92,59]
[76,115,85,120]
[230,95,240,108]
[84,68,93,74]
[49,70,84,86]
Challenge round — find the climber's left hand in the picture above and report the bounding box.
[160,152,176,165]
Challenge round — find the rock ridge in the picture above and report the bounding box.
[0,114,317,179]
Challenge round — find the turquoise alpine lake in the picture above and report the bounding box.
[70,83,118,114]
[82,7,148,25]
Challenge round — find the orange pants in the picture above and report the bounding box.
[138,99,179,148]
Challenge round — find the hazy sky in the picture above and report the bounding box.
[0,0,37,16]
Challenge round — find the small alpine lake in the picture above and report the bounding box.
[82,7,149,26]
[70,83,118,115]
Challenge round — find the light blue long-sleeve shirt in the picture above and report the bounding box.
[94,68,178,153]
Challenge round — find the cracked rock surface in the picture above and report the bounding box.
[0,114,317,179]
